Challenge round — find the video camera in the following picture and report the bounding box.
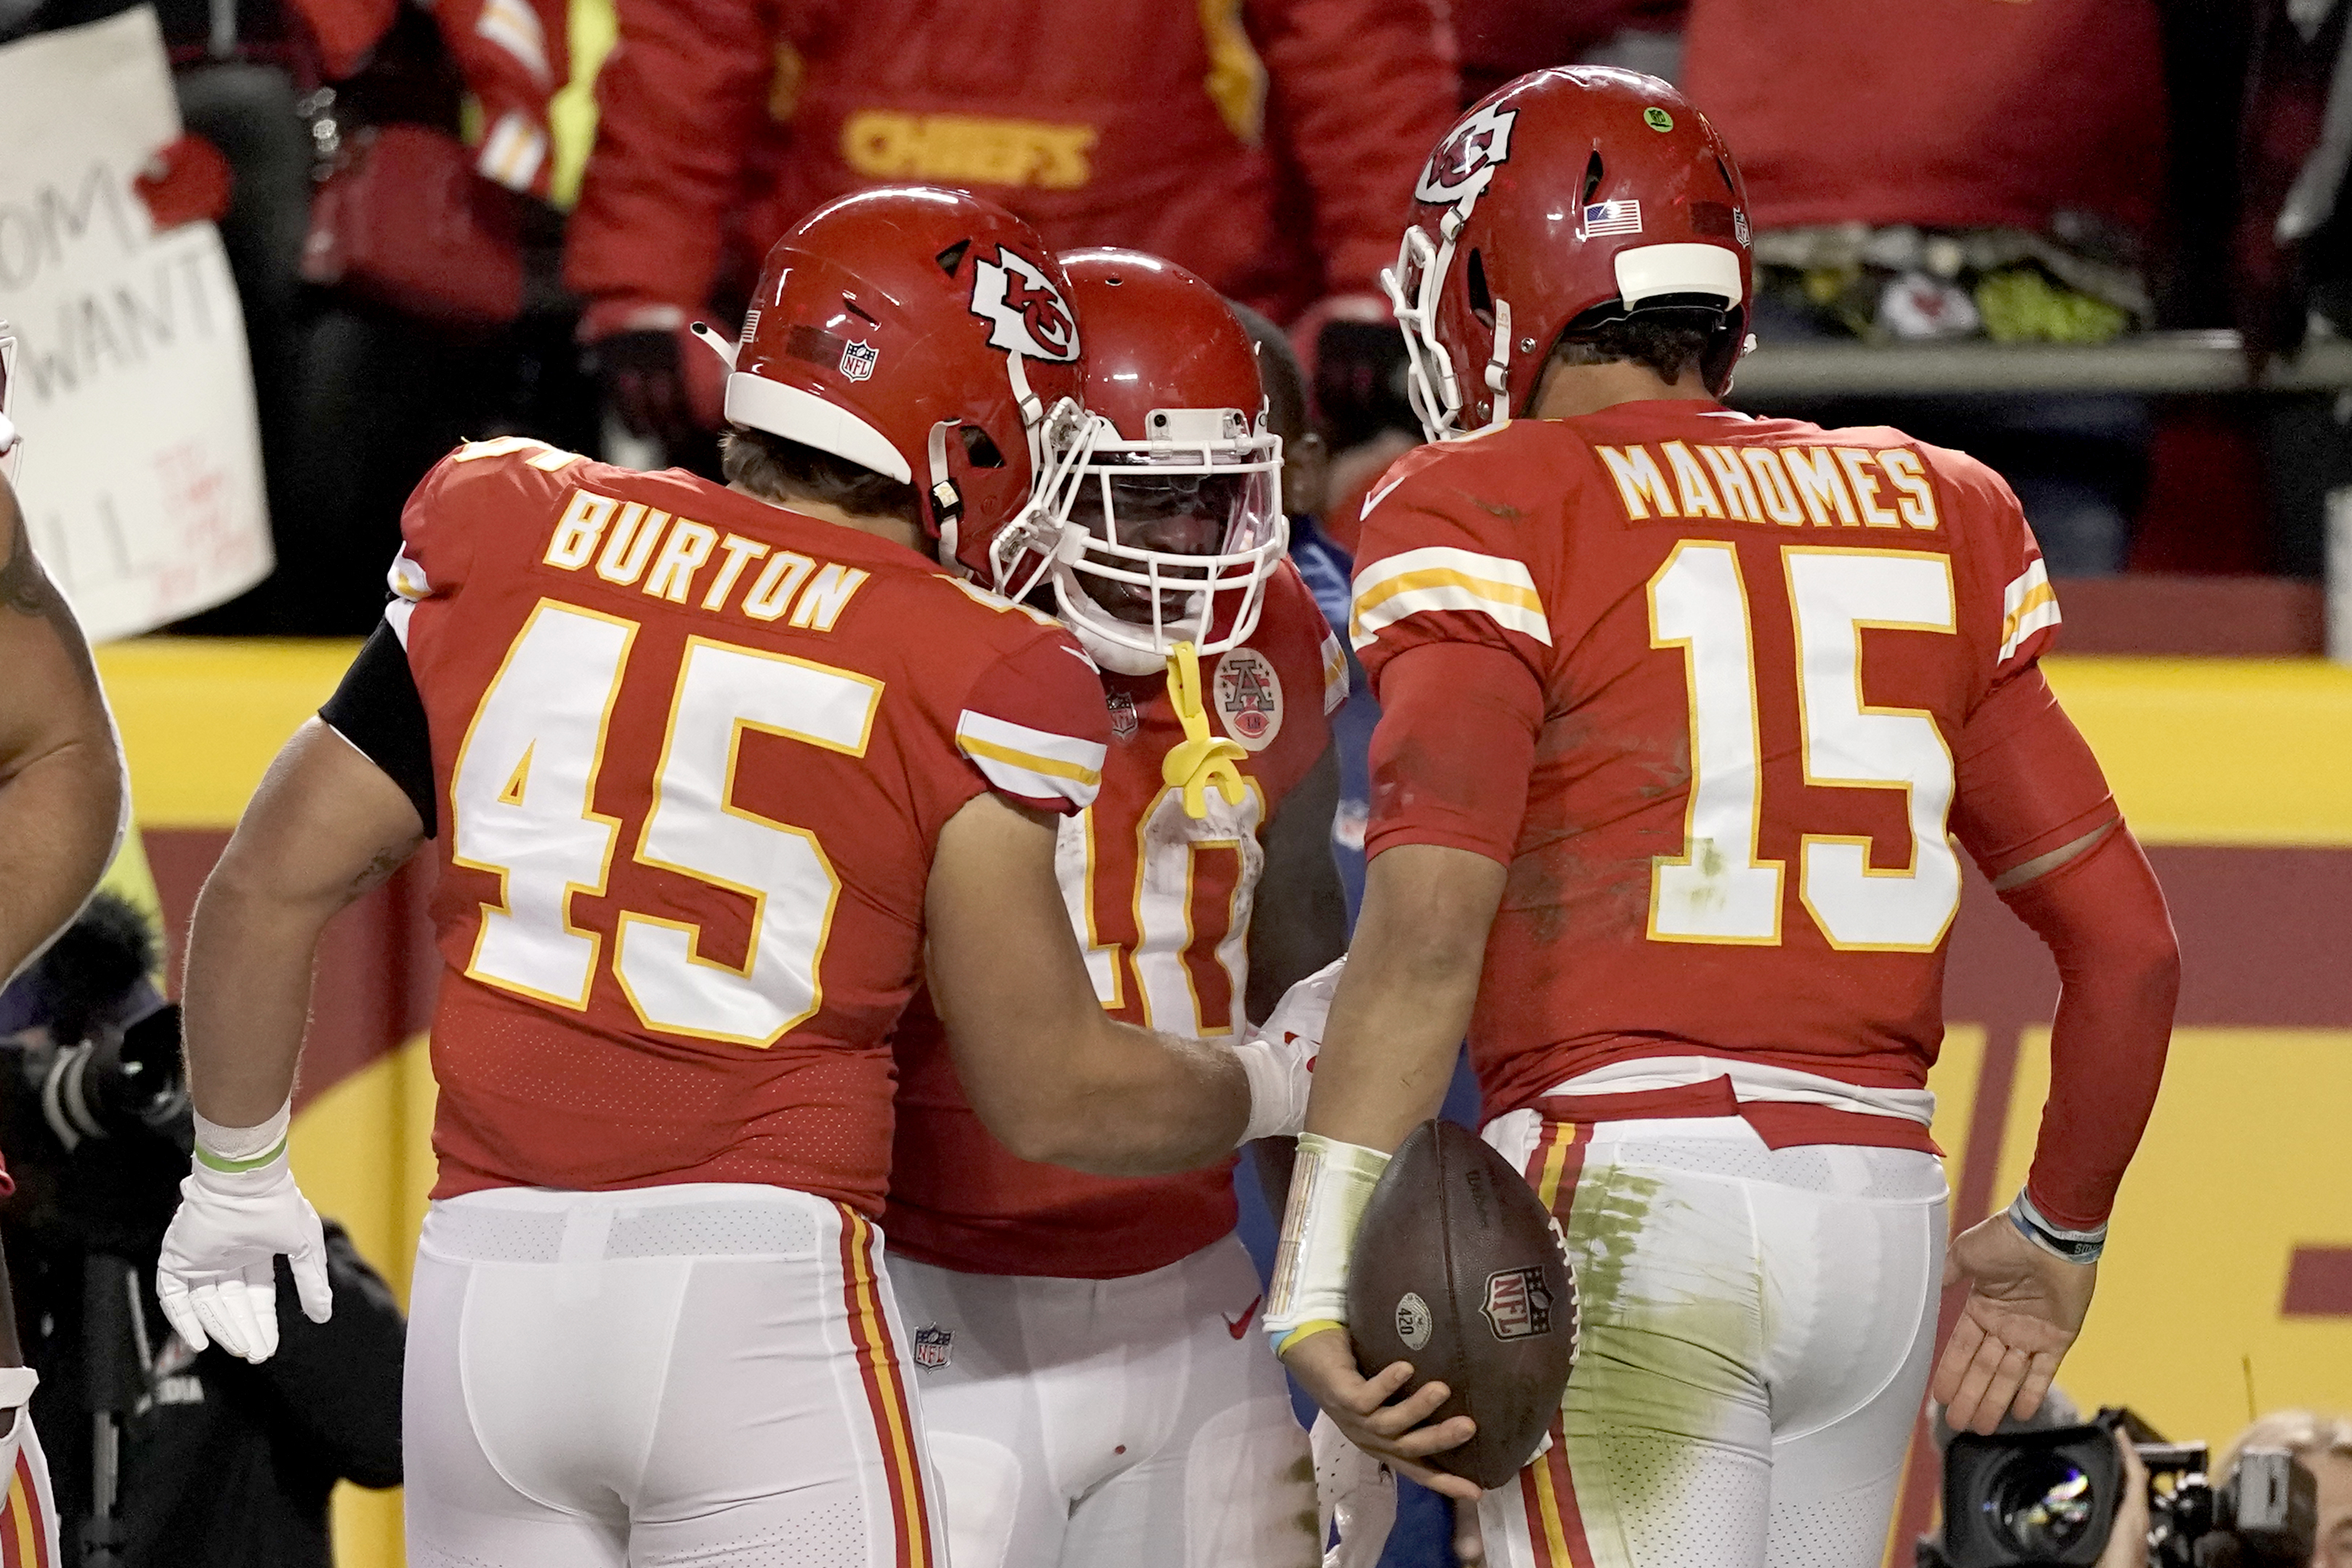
[0,894,191,1252]
[1936,1408,2317,1568]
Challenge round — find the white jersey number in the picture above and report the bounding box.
[450,600,881,1043]
[1646,543,1960,952]
[1056,784,1266,1036]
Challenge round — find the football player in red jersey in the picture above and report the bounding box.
[152,193,1319,1568]
[881,248,1348,1568]
[0,320,112,1568]
[1261,71,2182,1568]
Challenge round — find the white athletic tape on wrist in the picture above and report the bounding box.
[1264,1133,1389,1349]
[193,1099,292,1173]
[1233,1032,1308,1144]
[0,1367,36,1409]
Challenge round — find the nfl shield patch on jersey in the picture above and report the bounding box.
[912,1324,953,1370]
[1212,647,1284,752]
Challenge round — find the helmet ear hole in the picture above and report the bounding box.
[1582,150,1605,204]
[958,425,1006,468]
[934,238,971,276]
[1715,156,1736,195]
[1466,249,1495,328]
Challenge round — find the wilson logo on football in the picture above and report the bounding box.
[1415,103,1518,207]
[969,246,1080,363]
[1480,1264,1554,1342]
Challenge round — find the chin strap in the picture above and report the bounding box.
[1160,642,1248,820]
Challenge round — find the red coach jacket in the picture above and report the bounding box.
[565,0,1456,327]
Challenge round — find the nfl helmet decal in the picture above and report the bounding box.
[1415,103,1519,209]
[969,247,1080,363]
[838,339,878,381]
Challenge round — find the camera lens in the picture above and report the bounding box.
[1987,1453,2098,1557]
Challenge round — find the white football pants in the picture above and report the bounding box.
[1475,1112,1947,1568]
[404,1184,948,1568]
[885,1233,1318,1568]
[0,1407,57,1567]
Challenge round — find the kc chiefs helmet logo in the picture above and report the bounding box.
[1416,103,1518,208]
[969,246,1081,363]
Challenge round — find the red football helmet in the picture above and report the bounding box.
[0,318,19,484]
[1017,248,1286,674]
[1385,67,1755,440]
[697,186,1085,579]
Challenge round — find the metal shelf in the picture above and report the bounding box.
[1726,331,2352,400]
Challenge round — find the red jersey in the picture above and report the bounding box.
[389,438,1109,1214]
[1351,405,2063,1123]
[567,0,1455,326]
[885,565,1346,1277]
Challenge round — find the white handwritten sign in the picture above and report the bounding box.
[0,9,271,641]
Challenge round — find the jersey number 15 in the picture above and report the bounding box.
[1648,542,1961,953]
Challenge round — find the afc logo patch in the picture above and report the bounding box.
[838,339,878,381]
[912,1325,953,1370]
[1213,646,1284,752]
[1480,1265,1554,1342]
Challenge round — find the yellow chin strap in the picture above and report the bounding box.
[1160,642,1248,820]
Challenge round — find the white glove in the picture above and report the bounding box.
[1234,955,1344,1144]
[1312,1410,1397,1568]
[155,1110,333,1363]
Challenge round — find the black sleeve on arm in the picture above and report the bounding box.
[318,623,437,838]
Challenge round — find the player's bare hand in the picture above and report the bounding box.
[1282,1327,1482,1501]
[1931,1212,2096,1434]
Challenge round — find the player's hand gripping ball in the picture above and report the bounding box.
[1346,1120,1578,1491]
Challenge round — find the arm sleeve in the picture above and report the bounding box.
[1248,0,1459,296]
[1362,641,1543,865]
[1998,823,2179,1232]
[1949,664,2114,881]
[953,633,1112,816]
[563,0,775,310]
[319,623,437,838]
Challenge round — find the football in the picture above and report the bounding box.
[1346,1119,1579,1491]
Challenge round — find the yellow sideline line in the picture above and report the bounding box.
[92,641,2352,846]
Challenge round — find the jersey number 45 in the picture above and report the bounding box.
[451,599,877,1046]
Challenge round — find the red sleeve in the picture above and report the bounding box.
[1248,0,1459,296]
[951,630,1112,817]
[1949,665,2116,881]
[436,0,569,197]
[1363,641,1543,865]
[1349,441,1558,690]
[564,0,777,312]
[2000,824,2179,1231]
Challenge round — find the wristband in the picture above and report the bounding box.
[0,1367,36,1408]
[2007,1189,2105,1265]
[1264,1133,1390,1351]
[193,1099,291,1174]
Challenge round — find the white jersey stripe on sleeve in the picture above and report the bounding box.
[384,598,416,649]
[1318,627,1349,714]
[1349,546,1551,651]
[956,709,1106,808]
[1998,559,2061,663]
[388,546,431,605]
